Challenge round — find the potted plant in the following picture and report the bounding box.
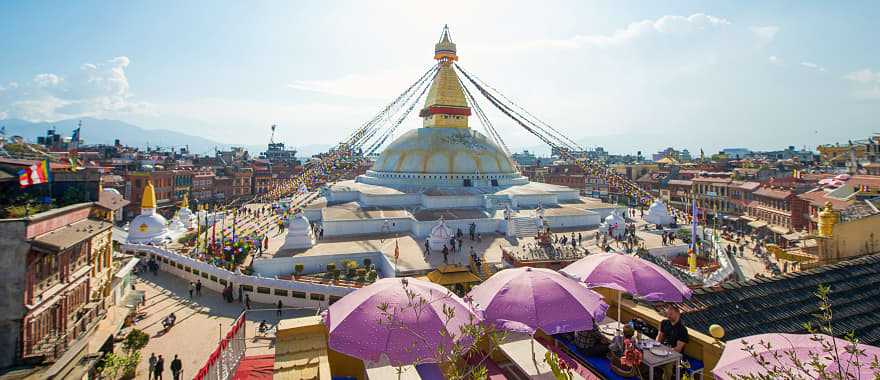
[294,264,304,278]
[366,269,378,283]
[332,269,341,284]
[347,267,357,279]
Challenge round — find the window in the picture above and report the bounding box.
[192,269,200,276]
[219,279,227,286]
[242,285,254,292]
[310,293,325,301]
[185,266,192,273]
[292,291,306,299]
[210,275,218,282]
[274,289,288,296]
[201,272,209,279]
[257,287,270,294]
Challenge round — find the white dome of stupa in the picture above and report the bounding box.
[600,211,626,238]
[645,200,674,226]
[127,180,171,244]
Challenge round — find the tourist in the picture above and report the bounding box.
[188,282,194,299]
[319,228,324,240]
[442,245,449,264]
[245,294,251,309]
[238,285,243,304]
[424,239,430,253]
[449,237,456,252]
[656,304,688,353]
[148,353,157,380]
[196,279,202,297]
[154,354,165,380]
[170,355,183,380]
[277,300,283,316]
[578,232,582,245]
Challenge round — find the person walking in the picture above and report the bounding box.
[277,300,283,317]
[245,294,251,310]
[148,353,157,380]
[170,355,183,380]
[154,355,165,380]
[196,279,202,297]
[188,282,194,299]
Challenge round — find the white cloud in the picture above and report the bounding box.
[498,13,731,50]
[800,62,826,72]
[0,111,7,120]
[844,68,880,84]
[843,69,880,100]
[0,56,151,122]
[768,55,783,65]
[750,26,780,45]
[288,67,428,99]
[33,73,62,87]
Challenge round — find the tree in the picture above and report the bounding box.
[734,285,880,380]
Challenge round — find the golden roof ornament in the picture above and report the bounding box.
[818,201,837,238]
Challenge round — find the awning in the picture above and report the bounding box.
[782,232,805,241]
[768,225,790,235]
[740,215,757,222]
[747,220,768,229]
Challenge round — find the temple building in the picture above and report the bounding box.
[276,27,621,273]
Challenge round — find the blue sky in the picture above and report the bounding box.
[1,0,878,155]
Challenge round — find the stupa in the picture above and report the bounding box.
[644,200,674,226]
[296,27,622,243]
[599,210,626,238]
[176,193,196,228]
[127,180,172,244]
[280,211,316,250]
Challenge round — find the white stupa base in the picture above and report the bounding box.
[281,231,316,250]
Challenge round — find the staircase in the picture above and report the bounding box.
[511,217,539,238]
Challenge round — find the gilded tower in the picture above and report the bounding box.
[419,25,471,129]
[817,201,838,237]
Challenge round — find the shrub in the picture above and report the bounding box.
[326,263,336,273]
[122,329,149,353]
[294,264,304,276]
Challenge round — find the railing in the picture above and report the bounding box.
[194,312,247,380]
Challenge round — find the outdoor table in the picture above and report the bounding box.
[596,321,681,380]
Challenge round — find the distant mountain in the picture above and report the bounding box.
[0,117,232,154]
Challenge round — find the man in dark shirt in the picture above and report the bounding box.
[170,355,183,380]
[656,304,689,353]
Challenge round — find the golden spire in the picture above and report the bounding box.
[142,179,157,210]
[181,192,189,209]
[818,201,837,237]
[421,25,471,129]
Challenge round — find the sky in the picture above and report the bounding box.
[1,0,879,155]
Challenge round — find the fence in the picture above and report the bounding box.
[123,244,355,308]
[194,312,246,380]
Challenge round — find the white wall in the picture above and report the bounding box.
[124,244,354,308]
[359,194,421,207]
[252,251,395,279]
[543,213,601,229]
[421,195,484,209]
[412,218,502,237]
[323,218,413,237]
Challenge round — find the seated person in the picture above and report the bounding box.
[655,304,689,379]
[573,327,610,357]
[656,304,689,353]
[610,326,643,377]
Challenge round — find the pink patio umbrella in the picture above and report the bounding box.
[467,267,609,335]
[713,333,880,379]
[561,252,693,328]
[324,277,480,366]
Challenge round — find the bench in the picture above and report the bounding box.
[555,335,639,380]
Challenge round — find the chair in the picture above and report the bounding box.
[683,355,704,379]
[556,335,639,380]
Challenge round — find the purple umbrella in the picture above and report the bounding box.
[561,252,692,302]
[713,333,880,379]
[324,277,480,366]
[561,252,692,328]
[467,267,608,334]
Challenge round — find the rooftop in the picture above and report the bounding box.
[32,218,113,252]
[681,254,880,345]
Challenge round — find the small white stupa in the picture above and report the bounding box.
[127,180,172,244]
[428,217,454,251]
[175,193,196,229]
[644,200,675,226]
[280,211,315,250]
[599,210,626,238]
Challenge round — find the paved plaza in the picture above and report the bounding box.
[133,270,317,380]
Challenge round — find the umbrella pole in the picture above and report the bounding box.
[618,292,623,332]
